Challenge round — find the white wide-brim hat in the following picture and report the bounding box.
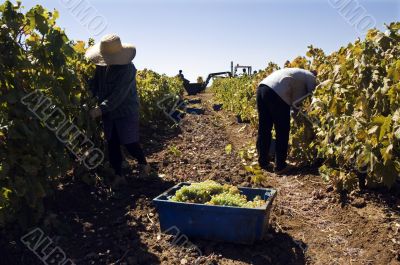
[85,34,136,66]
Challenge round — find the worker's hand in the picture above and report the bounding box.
[89,107,102,119]
[291,107,299,115]
[291,108,303,124]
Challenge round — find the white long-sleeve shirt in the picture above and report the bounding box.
[259,68,317,106]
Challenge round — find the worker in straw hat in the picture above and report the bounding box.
[85,34,150,188]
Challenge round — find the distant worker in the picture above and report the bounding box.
[256,68,317,174]
[242,68,247,76]
[177,70,189,86]
[178,70,185,79]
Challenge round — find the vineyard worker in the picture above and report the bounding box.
[256,68,317,174]
[85,34,150,188]
[178,70,185,80]
[177,70,190,87]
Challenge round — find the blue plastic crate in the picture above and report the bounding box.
[153,182,277,244]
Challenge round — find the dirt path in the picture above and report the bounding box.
[3,92,399,265]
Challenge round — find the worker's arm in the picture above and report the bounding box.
[292,73,317,109]
[292,93,312,109]
[293,77,334,108]
[306,74,317,94]
[99,68,134,114]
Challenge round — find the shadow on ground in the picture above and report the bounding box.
[1,170,175,265]
[193,229,307,265]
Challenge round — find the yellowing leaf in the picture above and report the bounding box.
[395,127,400,140]
[372,115,392,140]
[73,41,86,54]
[368,125,379,134]
[380,144,393,164]
[53,10,59,20]
[225,144,232,155]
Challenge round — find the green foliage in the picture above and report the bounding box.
[171,180,267,208]
[301,23,400,190]
[136,69,184,124]
[167,145,182,157]
[0,1,96,227]
[238,145,266,184]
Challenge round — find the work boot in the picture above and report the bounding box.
[274,163,295,176]
[112,175,127,190]
[259,161,274,172]
[138,164,151,179]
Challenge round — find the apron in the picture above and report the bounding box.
[103,113,139,144]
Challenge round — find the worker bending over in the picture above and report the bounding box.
[256,68,317,175]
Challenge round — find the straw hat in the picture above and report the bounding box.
[85,34,136,66]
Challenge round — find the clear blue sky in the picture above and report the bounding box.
[18,0,400,81]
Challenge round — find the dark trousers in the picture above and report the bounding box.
[256,85,291,169]
[108,125,147,176]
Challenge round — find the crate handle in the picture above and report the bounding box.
[156,182,190,199]
[264,189,277,201]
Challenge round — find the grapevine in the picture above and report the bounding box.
[212,24,400,191]
[0,1,183,228]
